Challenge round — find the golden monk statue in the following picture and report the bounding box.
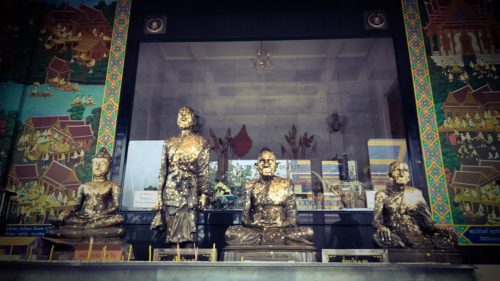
[46,148,125,240]
[372,161,457,249]
[151,107,210,245]
[225,148,314,246]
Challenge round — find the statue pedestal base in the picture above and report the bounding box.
[223,245,318,262]
[51,237,125,244]
[45,226,126,241]
[388,248,462,264]
[73,242,130,261]
[47,239,131,261]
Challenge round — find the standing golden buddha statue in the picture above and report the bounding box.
[225,148,314,246]
[372,161,457,249]
[151,107,210,245]
[46,148,125,241]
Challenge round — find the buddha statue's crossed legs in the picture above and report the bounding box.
[226,225,314,246]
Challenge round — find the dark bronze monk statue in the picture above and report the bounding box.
[225,148,314,246]
[372,161,457,249]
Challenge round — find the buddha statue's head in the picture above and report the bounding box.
[388,161,410,186]
[92,148,112,178]
[255,148,278,178]
[177,107,196,131]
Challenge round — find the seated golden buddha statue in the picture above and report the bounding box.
[372,161,457,249]
[225,148,314,246]
[46,148,125,240]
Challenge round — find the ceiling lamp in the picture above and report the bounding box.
[250,41,272,71]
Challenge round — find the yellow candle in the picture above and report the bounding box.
[121,255,124,262]
[86,242,93,262]
[211,243,216,263]
[27,245,33,260]
[148,245,152,262]
[240,256,244,262]
[102,246,107,262]
[49,245,55,262]
[176,243,180,261]
[127,244,132,262]
[9,245,13,255]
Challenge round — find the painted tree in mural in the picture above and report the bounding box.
[86,107,102,137]
[67,105,85,120]
[439,137,461,173]
[95,1,118,23]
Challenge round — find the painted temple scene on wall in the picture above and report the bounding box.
[1,0,117,224]
[421,0,500,227]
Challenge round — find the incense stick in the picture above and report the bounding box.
[49,245,55,262]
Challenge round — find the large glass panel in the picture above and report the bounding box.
[121,39,407,211]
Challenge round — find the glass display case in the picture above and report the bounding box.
[121,38,409,211]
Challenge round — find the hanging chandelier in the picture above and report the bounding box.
[250,41,273,71]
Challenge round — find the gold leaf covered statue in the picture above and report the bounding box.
[46,148,125,240]
[151,107,210,245]
[372,161,457,249]
[225,148,314,246]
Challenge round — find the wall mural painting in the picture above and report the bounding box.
[407,0,500,244]
[3,0,118,227]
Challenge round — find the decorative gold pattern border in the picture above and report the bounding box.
[96,0,132,155]
[401,0,453,225]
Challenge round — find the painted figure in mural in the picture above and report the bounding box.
[225,148,314,246]
[372,161,457,249]
[151,107,210,246]
[46,148,125,240]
